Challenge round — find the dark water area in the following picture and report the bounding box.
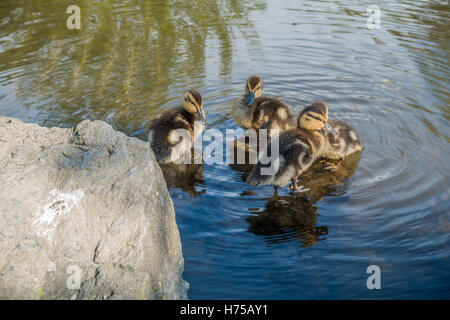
[0,0,449,299]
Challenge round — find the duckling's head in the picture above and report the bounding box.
[244,75,263,105]
[183,89,206,125]
[298,101,335,133]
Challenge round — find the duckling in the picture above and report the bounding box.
[319,114,363,171]
[232,76,296,136]
[246,101,335,192]
[148,89,206,164]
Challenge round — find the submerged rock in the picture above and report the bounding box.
[0,117,188,299]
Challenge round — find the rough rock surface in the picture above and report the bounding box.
[0,117,188,299]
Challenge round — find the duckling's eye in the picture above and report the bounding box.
[186,97,196,106]
[306,113,323,122]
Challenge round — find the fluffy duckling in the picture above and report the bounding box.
[232,76,296,136]
[246,101,335,192]
[320,115,363,171]
[148,89,206,164]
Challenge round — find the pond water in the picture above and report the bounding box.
[0,0,449,299]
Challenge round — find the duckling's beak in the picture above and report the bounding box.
[324,122,336,134]
[198,110,206,125]
[245,92,255,105]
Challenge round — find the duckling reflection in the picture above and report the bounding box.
[299,151,361,202]
[247,193,327,247]
[159,152,206,197]
[227,136,258,179]
[241,151,361,247]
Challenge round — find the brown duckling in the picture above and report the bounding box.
[232,76,296,136]
[148,89,206,164]
[246,101,334,191]
[320,110,363,171]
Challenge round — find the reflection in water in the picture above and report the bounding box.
[247,194,326,248]
[299,152,361,202]
[160,162,206,197]
[0,0,265,133]
[227,137,258,180]
[159,152,206,197]
[230,141,361,247]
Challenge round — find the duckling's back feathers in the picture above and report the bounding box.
[252,96,296,131]
[321,119,363,160]
[246,129,323,186]
[232,95,296,132]
[148,107,197,163]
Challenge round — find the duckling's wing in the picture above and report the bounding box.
[169,129,193,164]
[157,129,193,164]
[246,157,279,186]
[253,97,296,131]
[324,118,363,159]
[273,140,310,180]
[246,135,308,186]
[155,150,174,164]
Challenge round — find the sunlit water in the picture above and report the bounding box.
[0,0,449,299]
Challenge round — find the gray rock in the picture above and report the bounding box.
[0,117,188,299]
